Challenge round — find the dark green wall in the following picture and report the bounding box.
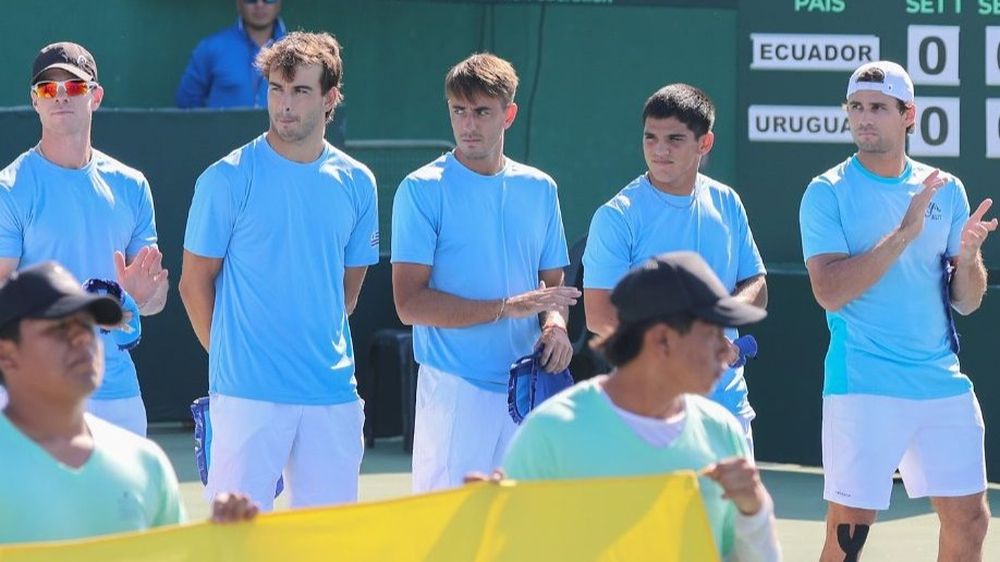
[1,1,737,242]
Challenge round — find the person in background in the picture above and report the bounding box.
[0,41,168,436]
[176,0,287,108]
[391,52,579,493]
[180,32,377,512]
[800,60,993,561]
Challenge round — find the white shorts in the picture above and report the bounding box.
[0,390,147,437]
[205,393,365,512]
[412,365,518,493]
[822,392,986,510]
[87,396,147,437]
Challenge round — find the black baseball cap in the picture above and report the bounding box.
[0,262,122,332]
[31,42,98,84]
[611,251,766,327]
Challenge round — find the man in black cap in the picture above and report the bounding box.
[0,262,256,544]
[500,251,781,561]
[0,42,168,436]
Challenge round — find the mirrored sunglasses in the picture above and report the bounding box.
[31,79,97,99]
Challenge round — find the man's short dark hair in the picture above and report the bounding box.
[255,31,344,122]
[642,84,715,138]
[592,311,696,367]
[0,320,20,386]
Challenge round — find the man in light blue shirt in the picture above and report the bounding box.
[0,42,169,436]
[800,61,994,561]
[180,32,377,511]
[175,0,287,108]
[583,84,767,446]
[392,53,580,493]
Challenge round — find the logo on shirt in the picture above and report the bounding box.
[925,202,942,221]
[370,231,380,247]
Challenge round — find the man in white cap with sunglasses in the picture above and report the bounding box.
[800,60,994,561]
[0,42,169,437]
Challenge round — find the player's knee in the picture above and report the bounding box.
[959,504,990,541]
[942,500,990,543]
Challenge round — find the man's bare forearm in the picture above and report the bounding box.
[397,286,504,328]
[950,252,987,315]
[179,278,215,351]
[540,307,569,330]
[733,275,768,309]
[808,229,910,311]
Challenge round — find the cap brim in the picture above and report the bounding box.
[692,296,766,327]
[33,294,123,326]
[31,63,93,84]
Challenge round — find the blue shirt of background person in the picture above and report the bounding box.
[584,173,765,417]
[0,148,157,400]
[183,134,379,404]
[582,84,768,423]
[175,0,287,109]
[800,155,971,400]
[391,152,570,389]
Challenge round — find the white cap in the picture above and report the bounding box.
[846,61,914,104]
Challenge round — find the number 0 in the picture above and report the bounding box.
[919,37,946,75]
[921,107,948,146]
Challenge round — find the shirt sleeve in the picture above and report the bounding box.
[344,166,380,267]
[539,180,570,271]
[946,178,971,259]
[126,176,158,259]
[0,187,23,259]
[183,165,238,259]
[390,177,439,266]
[175,41,211,108]
[582,205,633,289]
[726,493,782,562]
[799,179,849,262]
[731,193,767,283]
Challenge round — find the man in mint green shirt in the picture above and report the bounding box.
[0,262,256,545]
[503,252,781,561]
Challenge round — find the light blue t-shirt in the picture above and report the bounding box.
[391,152,570,390]
[184,134,379,404]
[583,174,766,418]
[0,148,158,400]
[799,156,970,399]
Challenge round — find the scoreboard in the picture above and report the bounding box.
[737,0,1000,265]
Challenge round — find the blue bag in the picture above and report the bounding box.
[507,353,574,424]
[730,334,759,369]
[81,278,142,351]
[191,396,284,498]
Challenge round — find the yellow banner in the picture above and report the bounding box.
[0,472,719,562]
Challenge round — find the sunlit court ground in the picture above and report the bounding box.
[150,428,1000,561]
